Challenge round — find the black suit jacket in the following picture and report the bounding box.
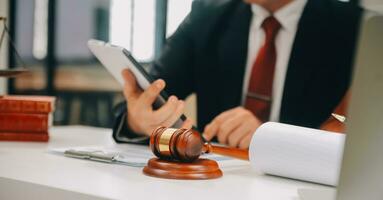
[112,0,362,143]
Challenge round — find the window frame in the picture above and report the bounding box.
[7,0,171,95]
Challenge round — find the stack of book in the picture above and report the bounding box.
[0,95,55,142]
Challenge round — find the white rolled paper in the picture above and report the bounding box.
[249,122,345,186]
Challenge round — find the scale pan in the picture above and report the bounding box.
[0,68,29,77]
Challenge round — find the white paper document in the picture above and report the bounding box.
[249,122,345,186]
[49,144,231,167]
[50,145,152,167]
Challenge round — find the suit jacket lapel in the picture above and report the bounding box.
[280,0,330,125]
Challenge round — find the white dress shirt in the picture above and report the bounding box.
[242,0,308,122]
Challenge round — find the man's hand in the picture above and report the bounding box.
[203,107,262,149]
[122,69,193,136]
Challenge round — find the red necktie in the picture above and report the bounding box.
[245,16,281,122]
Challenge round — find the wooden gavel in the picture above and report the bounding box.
[150,127,249,162]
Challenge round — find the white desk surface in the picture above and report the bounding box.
[0,126,332,200]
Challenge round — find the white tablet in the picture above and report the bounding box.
[87,39,185,127]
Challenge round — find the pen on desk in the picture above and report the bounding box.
[331,113,346,123]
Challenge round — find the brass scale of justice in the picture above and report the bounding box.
[143,126,249,180]
[0,17,29,78]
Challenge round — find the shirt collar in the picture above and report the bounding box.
[251,0,308,32]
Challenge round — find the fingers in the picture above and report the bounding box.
[138,79,166,107]
[122,70,188,135]
[181,118,194,130]
[203,123,218,141]
[152,95,179,121]
[204,107,261,149]
[216,113,246,144]
[227,124,251,147]
[203,108,238,141]
[238,133,253,149]
[211,108,237,126]
[122,69,140,100]
[160,100,185,127]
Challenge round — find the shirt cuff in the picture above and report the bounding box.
[113,112,149,144]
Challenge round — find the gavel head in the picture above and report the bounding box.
[150,127,205,162]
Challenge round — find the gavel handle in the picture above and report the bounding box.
[203,144,249,161]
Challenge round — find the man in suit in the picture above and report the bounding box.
[113,0,361,149]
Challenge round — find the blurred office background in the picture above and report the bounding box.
[0,0,195,128]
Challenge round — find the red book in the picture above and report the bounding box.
[0,113,50,133]
[0,95,55,114]
[0,132,49,142]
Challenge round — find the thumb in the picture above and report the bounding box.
[202,123,217,141]
[122,69,140,100]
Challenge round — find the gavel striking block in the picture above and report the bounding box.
[143,127,249,180]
